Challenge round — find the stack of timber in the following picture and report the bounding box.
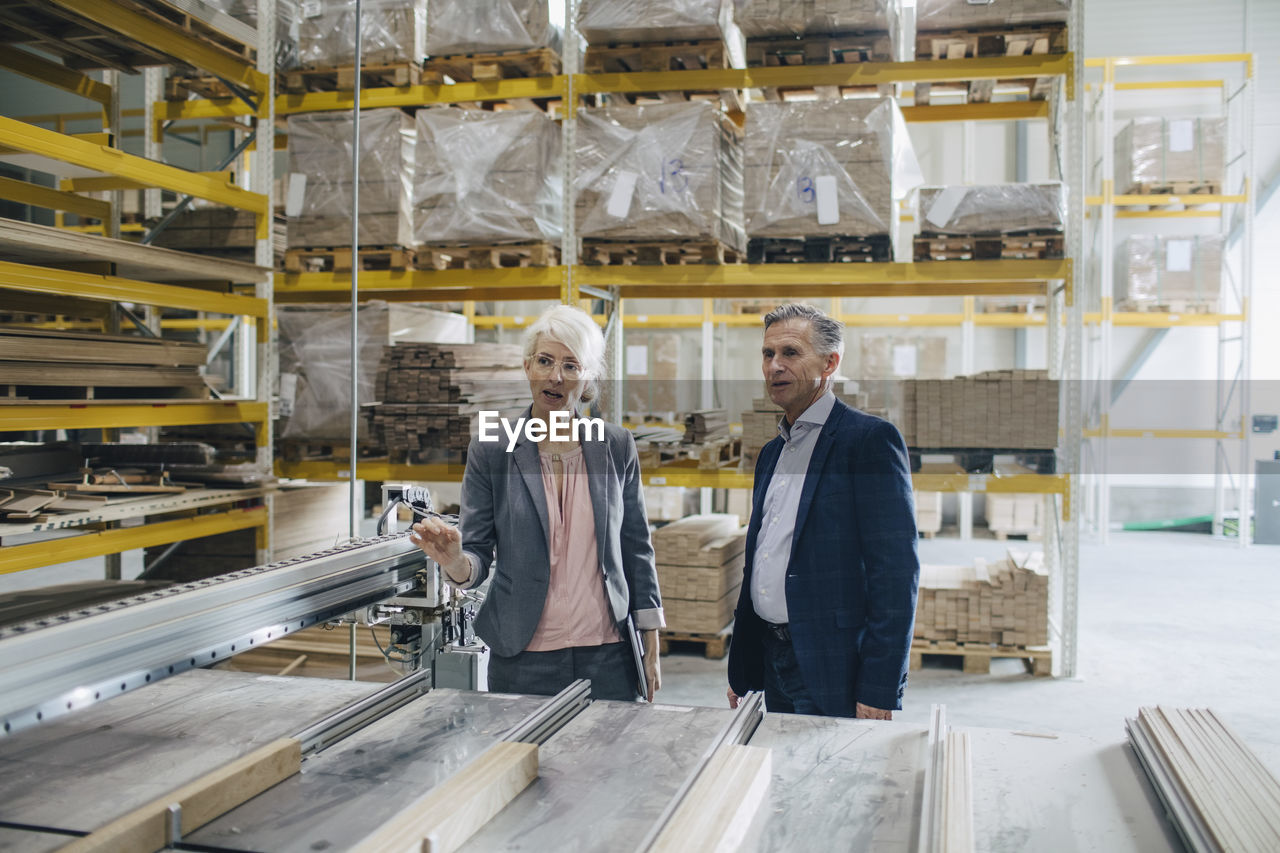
[916,490,943,537]
[682,409,729,444]
[984,464,1044,539]
[912,550,1050,674]
[368,343,526,464]
[576,102,746,260]
[150,207,287,262]
[653,513,747,646]
[1126,706,1280,853]
[899,370,1058,450]
[736,0,896,68]
[0,328,207,400]
[740,397,783,472]
[744,99,914,263]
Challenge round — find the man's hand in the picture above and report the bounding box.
[855,702,892,721]
[641,629,661,702]
[727,686,740,709]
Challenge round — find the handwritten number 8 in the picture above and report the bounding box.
[797,176,816,204]
[659,158,689,194]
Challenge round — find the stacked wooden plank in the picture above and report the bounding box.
[575,102,746,254]
[0,328,207,398]
[150,207,287,262]
[1115,235,1223,312]
[984,465,1043,538]
[1115,117,1225,194]
[914,551,1048,647]
[899,370,1058,449]
[414,108,561,247]
[744,99,913,257]
[682,409,729,444]
[285,109,415,250]
[916,491,943,537]
[368,343,526,463]
[1126,706,1280,853]
[740,397,783,471]
[653,514,748,635]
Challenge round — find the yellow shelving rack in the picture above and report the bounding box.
[1081,54,1255,545]
[0,0,277,574]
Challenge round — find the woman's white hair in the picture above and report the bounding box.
[522,304,606,407]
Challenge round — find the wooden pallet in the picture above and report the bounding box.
[915,24,1067,60]
[747,235,892,264]
[1121,181,1222,197]
[165,73,238,101]
[585,39,731,74]
[910,640,1052,676]
[283,245,414,274]
[118,0,255,61]
[660,626,732,660]
[283,61,423,93]
[908,448,1058,475]
[1114,299,1219,314]
[425,47,561,82]
[913,75,1055,105]
[990,530,1043,542]
[746,30,894,67]
[914,230,1064,262]
[415,242,560,271]
[582,239,742,266]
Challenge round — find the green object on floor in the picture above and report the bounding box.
[1122,515,1214,532]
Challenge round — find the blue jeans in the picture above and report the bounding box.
[762,630,821,715]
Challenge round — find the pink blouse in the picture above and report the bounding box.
[526,446,622,652]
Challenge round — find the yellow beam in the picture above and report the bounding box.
[0,175,109,220]
[1114,193,1246,206]
[0,259,268,318]
[0,401,269,432]
[71,132,113,146]
[0,116,268,215]
[43,0,268,98]
[1085,428,1244,440]
[1115,80,1223,90]
[276,459,465,482]
[0,507,267,576]
[974,312,1046,327]
[1110,53,1251,67]
[901,101,1049,122]
[62,176,149,192]
[0,49,112,109]
[1115,209,1221,219]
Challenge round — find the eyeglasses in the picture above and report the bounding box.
[529,355,583,378]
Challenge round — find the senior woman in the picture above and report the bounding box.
[410,304,664,701]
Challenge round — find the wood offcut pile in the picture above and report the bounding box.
[899,370,1058,449]
[368,342,526,463]
[682,409,728,444]
[653,514,748,635]
[914,550,1048,647]
[1126,706,1280,853]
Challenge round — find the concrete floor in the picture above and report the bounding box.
[658,531,1280,776]
[9,530,1279,777]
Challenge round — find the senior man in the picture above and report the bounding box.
[727,303,920,718]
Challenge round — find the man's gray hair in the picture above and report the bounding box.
[762,303,845,358]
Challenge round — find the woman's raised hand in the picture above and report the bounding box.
[409,516,464,573]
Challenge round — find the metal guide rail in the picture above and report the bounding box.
[0,534,426,736]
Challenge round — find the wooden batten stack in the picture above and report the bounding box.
[915,491,943,537]
[682,409,729,444]
[368,342,527,464]
[914,550,1049,648]
[898,370,1059,450]
[0,328,208,400]
[653,514,748,636]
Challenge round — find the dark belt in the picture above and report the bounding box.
[763,621,791,643]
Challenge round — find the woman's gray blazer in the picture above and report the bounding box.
[455,414,665,659]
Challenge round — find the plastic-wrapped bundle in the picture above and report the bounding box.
[214,0,299,71]
[1115,118,1226,194]
[276,303,469,441]
[426,0,560,55]
[578,0,729,43]
[297,0,425,67]
[915,0,1070,30]
[576,102,746,250]
[743,98,921,241]
[414,108,561,245]
[917,183,1066,235]
[733,0,893,38]
[286,109,414,249]
[1115,235,1222,310]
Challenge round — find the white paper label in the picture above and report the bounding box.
[1165,239,1193,272]
[606,171,638,219]
[925,186,968,229]
[892,345,918,377]
[1169,119,1195,153]
[626,344,648,376]
[285,173,307,217]
[302,0,322,17]
[278,372,298,417]
[814,175,839,225]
